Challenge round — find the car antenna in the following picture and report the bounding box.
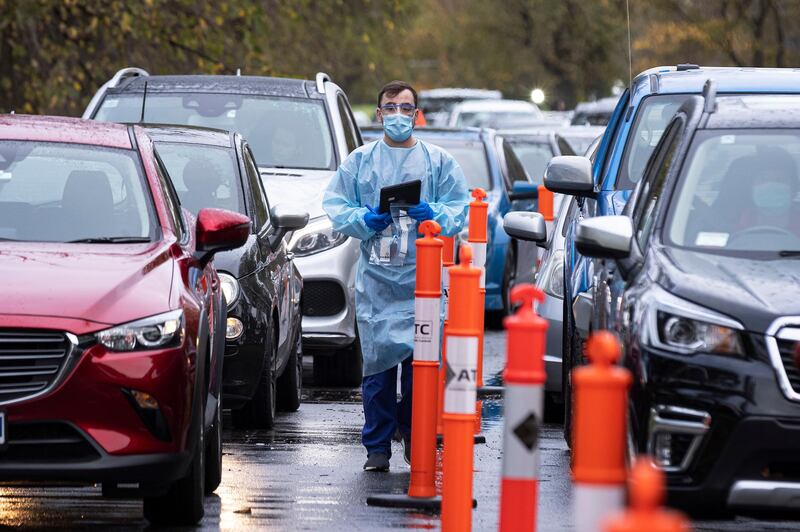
[625,0,632,89]
[702,79,717,113]
[139,81,148,123]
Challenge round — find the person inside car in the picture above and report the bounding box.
[182,157,222,214]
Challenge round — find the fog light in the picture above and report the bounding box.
[226,317,244,339]
[130,390,159,410]
[654,432,673,467]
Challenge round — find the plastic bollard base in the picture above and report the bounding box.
[366,494,477,511]
[476,385,504,397]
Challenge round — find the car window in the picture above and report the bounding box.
[337,93,360,154]
[420,138,492,190]
[0,141,155,242]
[243,146,269,230]
[507,139,551,184]
[557,136,575,156]
[666,130,800,255]
[96,93,335,170]
[617,94,689,190]
[596,89,629,183]
[153,154,186,240]
[633,119,683,249]
[156,142,246,217]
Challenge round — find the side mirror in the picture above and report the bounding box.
[503,211,547,243]
[195,208,251,264]
[508,181,539,201]
[543,156,594,198]
[575,215,633,259]
[269,203,309,248]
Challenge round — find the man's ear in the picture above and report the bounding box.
[376,108,383,124]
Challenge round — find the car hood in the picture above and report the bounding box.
[656,247,800,332]
[0,241,174,329]
[259,167,334,220]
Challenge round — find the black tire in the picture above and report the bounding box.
[204,398,222,494]
[487,247,517,329]
[232,326,277,429]
[313,340,362,387]
[144,384,206,525]
[277,328,302,412]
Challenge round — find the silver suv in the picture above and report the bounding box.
[85,68,363,386]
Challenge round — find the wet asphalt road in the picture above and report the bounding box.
[0,331,799,530]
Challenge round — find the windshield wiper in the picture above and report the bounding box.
[779,250,800,257]
[66,237,151,244]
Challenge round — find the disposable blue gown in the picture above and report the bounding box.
[322,139,469,376]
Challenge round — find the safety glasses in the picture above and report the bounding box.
[380,103,417,116]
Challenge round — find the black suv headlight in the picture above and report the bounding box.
[96,310,184,352]
[289,218,347,257]
[641,285,744,356]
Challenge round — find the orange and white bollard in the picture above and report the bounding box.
[572,331,632,532]
[499,284,548,532]
[538,185,554,222]
[367,220,443,509]
[441,245,481,532]
[467,187,488,435]
[437,235,456,437]
[604,457,691,532]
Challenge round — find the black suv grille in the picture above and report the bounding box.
[302,281,346,317]
[5,422,100,462]
[777,332,800,394]
[0,330,71,403]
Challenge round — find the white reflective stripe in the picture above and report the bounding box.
[442,267,450,318]
[414,297,441,362]
[502,384,543,479]
[469,242,487,288]
[573,485,624,532]
[444,335,478,414]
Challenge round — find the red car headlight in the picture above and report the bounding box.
[96,310,184,352]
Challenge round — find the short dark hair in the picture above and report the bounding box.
[378,80,418,108]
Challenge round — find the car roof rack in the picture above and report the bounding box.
[677,63,700,72]
[315,72,331,94]
[702,79,717,113]
[108,67,150,88]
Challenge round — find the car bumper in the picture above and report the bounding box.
[0,333,197,483]
[294,238,359,350]
[537,294,563,393]
[636,339,800,511]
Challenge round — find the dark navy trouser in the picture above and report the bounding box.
[361,354,413,457]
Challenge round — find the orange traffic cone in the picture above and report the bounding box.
[538,185,554,222]
[604,457,692,532]
[572,331,632,532]
[441,245,481,532]
[367,220,443,510]
[499,284,548,532]
[466,188,488,436]
[437,235,456,437]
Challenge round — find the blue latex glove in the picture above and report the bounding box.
[364,205,392,232]
[407,201,435,222]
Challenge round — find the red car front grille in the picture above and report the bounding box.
[0,330,70,404]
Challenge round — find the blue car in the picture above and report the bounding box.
[545,64,800,444]
[361,126,540,323]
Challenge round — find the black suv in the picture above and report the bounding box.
[145,125,308,429]
[575,87,800,512]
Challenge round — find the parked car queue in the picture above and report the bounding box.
[503,69,800,515]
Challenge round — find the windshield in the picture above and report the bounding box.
[0,141,155,243]
[456,110,540,128]
[617,94,688,189]
[421,139,491,190]
[666,130,800,255]
[155,142,246,216]
[507,140,555,181]
[95,93,335,170]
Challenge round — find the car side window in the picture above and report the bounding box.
[153,153,186,241]
[243,145,270,231]
[337,93,360,154]
[633,118,683,249]
[502,141,529,183]
[557,137,575,156]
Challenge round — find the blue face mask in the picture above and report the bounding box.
[382,113,414,143]
[753,182,793,211]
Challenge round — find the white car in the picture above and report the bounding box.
[448,99,544,129]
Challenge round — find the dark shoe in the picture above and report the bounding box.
[363,453,390,472]
[401,434,411,466]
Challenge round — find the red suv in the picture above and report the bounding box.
[0,115,249,525]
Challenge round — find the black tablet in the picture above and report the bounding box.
[378,179,421,214]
